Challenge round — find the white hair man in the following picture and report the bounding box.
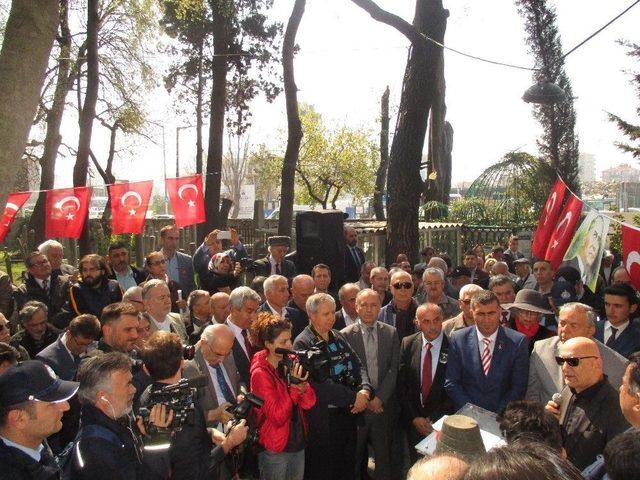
[442,283,484,336]
[259,274,290,318]
[38,239,77,277]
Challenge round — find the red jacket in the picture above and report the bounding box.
[250,349,316,453]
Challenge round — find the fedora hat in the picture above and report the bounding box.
[434,415,486,462]
[502,288,553,314]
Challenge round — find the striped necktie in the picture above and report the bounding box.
[481,337,492,376]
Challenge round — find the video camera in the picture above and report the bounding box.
[228,386,264,445]
[139,375,207,441]
[276,342,331,384]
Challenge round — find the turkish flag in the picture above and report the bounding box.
[45,187,92,239]
[0,192,32,243]
[622,225,640,290]
[109,181,153,234]
[166,174,205,227]
[531,177,567,259]
[544,194,584,269]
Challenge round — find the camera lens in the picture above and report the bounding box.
[183,344,196,360]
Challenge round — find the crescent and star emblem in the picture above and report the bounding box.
[54,196,81,221]
[626,251,640,274]
[178,183,198,207]
[549,211,572,251]
[543,192,557,226]
[121,191,143,216]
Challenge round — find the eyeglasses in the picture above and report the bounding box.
[149,259,166,266]
[555,356,598,367]
[392,282,413,290]
[29,259,49,267]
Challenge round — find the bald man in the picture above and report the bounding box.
[406,455,469,480]
[210,292,230,324]
[287,275,315,340]
[546,337,629,470]
[378,270,418,339]
[183,323,239,425]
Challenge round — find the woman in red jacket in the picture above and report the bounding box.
[250,312,316,480]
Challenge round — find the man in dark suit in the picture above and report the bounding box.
[225,286,261,385]
[106,241,145,291]
[341,288,400,480]
[445,290,529,414]
[334,283,360,331]
[159,225,197,296]
[463,250,489,289]
[183,323,241,426]
[251,236,296,280]
[258,274,290,318]
[285,274,315,339]
[595,283,640,358]
[10,301,58,359]
[36,313,101,380]
[345,226,366,283]
[399,303,454,463]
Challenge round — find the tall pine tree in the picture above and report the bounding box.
[517,0,580,194]
[609,40,640,159]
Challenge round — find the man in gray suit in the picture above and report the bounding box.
[141,279,188,343]
[341,288,400,480]
[183,323,240,426]
[526,302,627,403]
[159,225,196,296]
[36,314,101,380]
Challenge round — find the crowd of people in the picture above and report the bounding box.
[1,227,639,480]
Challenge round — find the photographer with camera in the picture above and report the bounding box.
[139,331,248,480]
[293,293,373,480]
[250,312,316,480]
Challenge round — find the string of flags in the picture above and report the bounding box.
[0,174,205,243]
[532,176,640,291]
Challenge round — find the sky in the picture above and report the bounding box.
[47,0,640,192]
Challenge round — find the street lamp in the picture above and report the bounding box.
[522,81,566,105]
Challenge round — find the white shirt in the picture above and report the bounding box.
[149,314,171,332]
[205,361,236,407]
[268,255,282,276]
[226,317,249,358]
[605,320,630,343]
[267,301,287,318]
[476,326,499,358]
[341,308,358,327]
[35,276,51,291]
[420,331,444,384]
[61,332,75,361]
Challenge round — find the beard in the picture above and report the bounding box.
[83,274,103,288]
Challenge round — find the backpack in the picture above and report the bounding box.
[56,424,122,480]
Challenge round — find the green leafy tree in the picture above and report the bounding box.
[609,40,640,159]
[247,144,283,203]
[295,104,376,209]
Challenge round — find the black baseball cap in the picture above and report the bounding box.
[554,265,581,285]
[0,360,79,407]
[450,266,472,279]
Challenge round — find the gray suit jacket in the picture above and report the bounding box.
[145,312,188,344]
[340,321,400,404]
[35,334,80,381]
[183,348,240,416]
[172,250,196,296]
[526,336,628,403]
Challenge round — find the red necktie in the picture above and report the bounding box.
[241,329,253,360]
[421,343,433,406]
[275,263,281,275]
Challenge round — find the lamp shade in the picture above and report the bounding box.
[522,81,566,105]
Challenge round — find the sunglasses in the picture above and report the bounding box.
[555,356,598,367]
[393,282,413,290]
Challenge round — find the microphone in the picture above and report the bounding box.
[275,347,294,355]
[185,375,208,389]
[551,393,562,405]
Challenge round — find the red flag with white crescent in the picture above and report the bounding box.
[0,192,32,243]
[531,177,567,259]
[166,175,205,227]
[622,225,640,290]
[109,180,153,234]
[544,194,584,269]
[45,187,92,239]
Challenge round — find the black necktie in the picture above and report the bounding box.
[607,327,618,347]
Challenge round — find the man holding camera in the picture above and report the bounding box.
[140,331,248,480]
[293,293,374,480]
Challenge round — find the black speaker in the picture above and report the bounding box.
[295,210,346,288]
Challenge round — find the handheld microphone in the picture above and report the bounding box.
[551,393,562,404]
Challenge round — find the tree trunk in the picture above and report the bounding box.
[195,40,204,175]
[74,0,100,255]
[278,0,306,237]
[0,0,59,204]
[424,46,452,215]
[373,86,390,220]
[200,0,230,238]
[30,0,73,244]
[93,123,118,237]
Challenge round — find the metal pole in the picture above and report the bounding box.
[161,125,168,215]
[176,127,180,178]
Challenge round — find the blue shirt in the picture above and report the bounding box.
[115,266,137,291]
[165,253,180,285]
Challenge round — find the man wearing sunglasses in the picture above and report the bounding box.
[378,270,418,340]
[545,337,629,470]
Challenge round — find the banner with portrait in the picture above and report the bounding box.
[562,211,611,292]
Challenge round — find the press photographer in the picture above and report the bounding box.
[292,293,373,480]
[250,312,317,480]
[139,331,248,480]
